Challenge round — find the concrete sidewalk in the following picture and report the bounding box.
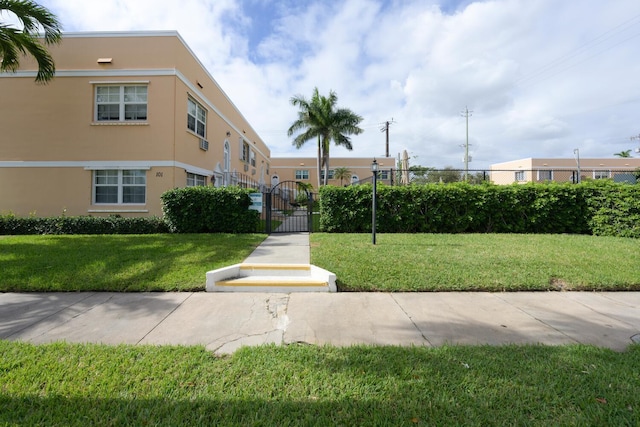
[2,291,639,354]
[2,232,639,354]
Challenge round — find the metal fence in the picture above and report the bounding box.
[351,168,639,186]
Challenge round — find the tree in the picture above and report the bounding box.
[614,150,632,158]
[288,87,364,186]
[333,166,351,186]
[0,0,62,83]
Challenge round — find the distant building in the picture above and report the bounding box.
[490,158,640,185]
[270,157,396,189]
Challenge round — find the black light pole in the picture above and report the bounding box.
[371,159,378,245]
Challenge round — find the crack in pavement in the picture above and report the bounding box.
[208,294,291,355]
[390,293,433,346]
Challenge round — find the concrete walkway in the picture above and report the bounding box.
[2,233,639,354]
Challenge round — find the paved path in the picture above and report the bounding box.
[2,291,639,354]
[2,232,639,353]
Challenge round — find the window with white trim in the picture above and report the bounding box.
[94,170,146,204]
[186,172,207,186]
[240,140,250,163]
[515,171,526,182]
[187,98,207,137]
[295,170,309,180]
[379,170,389,180]
[537,170,553,181]
[250,149,256,167]
[95,85,147,121]
[593,170,610,179]
[320,169,335,180]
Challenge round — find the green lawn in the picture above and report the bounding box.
[311,233,640,292]
[0,234,266,292]
[1,341,638,426]
[1,233,638,292]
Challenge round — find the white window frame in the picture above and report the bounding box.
[295,170,309,180]
[187,97,207,137]
[320,169,335,180]
[186,172,207,187]
[95,85,148,122]
[240,139,250,163]
[93,170,146,204]
[515,171,526,182]
[250,149,256,167]
[379,170,389,180]
[537,170,553,181]
[593,170,611,179]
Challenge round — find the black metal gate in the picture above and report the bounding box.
[264,181,314,233]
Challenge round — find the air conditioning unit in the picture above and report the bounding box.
[199,139,209,151]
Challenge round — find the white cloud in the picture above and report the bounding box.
[38,0,640,167]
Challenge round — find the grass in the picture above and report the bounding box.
[311,233,640,292]
[0,234,265,292]
[1,341,638,426]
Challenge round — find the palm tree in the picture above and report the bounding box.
[0,0,62,83]
[288,87,364,186]
[333,166,351,186]
[614,150,632,158]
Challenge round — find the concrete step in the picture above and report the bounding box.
[206,263,337,293]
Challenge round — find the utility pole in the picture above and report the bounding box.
[380,119,395,158]
[460,107,472,181]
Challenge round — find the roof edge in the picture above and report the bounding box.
[61,30,181,38]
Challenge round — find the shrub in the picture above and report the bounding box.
[161,186,260,233]
[0,214,168,235]
[319,181,638,237]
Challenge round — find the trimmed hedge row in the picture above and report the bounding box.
[1,187,261,235]
[319,180,640,237]
[0,215,169,235]
[161,186,259,233]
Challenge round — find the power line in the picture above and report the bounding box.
[516,12,640,88]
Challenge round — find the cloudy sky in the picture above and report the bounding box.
[32,0,640,168]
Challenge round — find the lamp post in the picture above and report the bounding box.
[371,159,378,245]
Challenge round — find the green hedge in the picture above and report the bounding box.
[319,181,639,237]
[161,186,259,233]
[0,215,168,235]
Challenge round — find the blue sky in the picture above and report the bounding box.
[25,1,640,167]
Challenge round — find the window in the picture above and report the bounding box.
[187,173,207,186]
[224,141,230,172]
[515,171,526,182]
[594,170,610,179]
[295,170,309,180]
[379,170,389,180]
[96,85,147,121]
[250,149,256,167]
[537,170,553,181]
[94,170,146,204]
[187,98,207,137]
[241,140,250,163]
[320,169,335,180]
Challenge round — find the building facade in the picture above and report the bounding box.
[0,31,271,217]
[490,158,640,185]
[269,157,396,189]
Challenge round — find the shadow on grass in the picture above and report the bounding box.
[1,344,638,425]
[0,234,265,292]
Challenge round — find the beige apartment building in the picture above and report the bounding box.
[490,158,640,185]
[270,157,396,189]
[0,31,271,217]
